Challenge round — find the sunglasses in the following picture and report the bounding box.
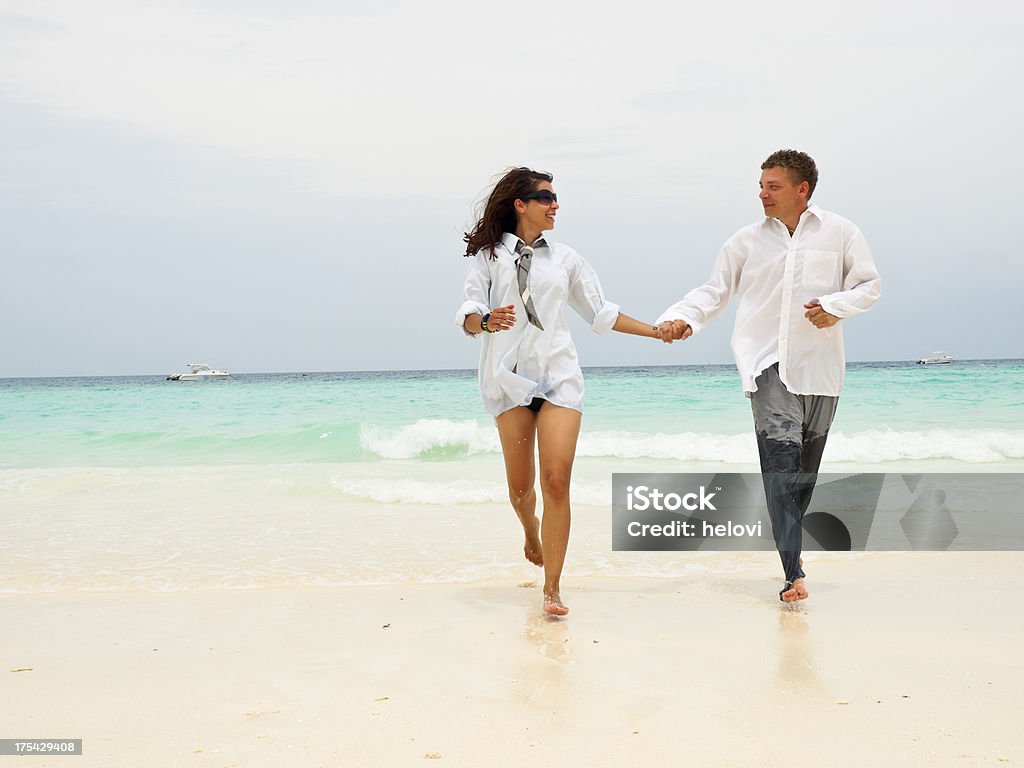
[521,190,558,205]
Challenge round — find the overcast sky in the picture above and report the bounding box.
[1,0,1021,377]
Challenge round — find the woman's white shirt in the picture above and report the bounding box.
[455,232,620,417]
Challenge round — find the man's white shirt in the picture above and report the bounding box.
[657,205,881,396]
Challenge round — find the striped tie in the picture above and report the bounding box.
[514,238,546,330]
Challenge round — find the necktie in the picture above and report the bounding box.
[514,238,546,330]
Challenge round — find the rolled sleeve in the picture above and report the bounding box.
[567,253,619,335]
[455,300,490,336]
[456,256,492,337]
[591,300,621,335]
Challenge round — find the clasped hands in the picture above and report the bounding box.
[655,320,692,344]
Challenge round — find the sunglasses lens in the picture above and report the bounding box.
[533,191,556,204]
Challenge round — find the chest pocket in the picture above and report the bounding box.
[801,250,841,292]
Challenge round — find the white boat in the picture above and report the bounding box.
[917,351,953,365]
[166,363,231,381]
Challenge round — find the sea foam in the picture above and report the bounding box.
[360,419,501,459]
[332,476,610,506]
[359,420,1024,464]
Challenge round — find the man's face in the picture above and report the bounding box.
[758,166,808,222]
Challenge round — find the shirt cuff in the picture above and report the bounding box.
[816,296,842,318]
[455,301,490,337]
[591,301,620,335]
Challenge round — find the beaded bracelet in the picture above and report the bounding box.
[481,312,495,333]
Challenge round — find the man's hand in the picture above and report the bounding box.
[657,320,692,343]
[804,302,840,329]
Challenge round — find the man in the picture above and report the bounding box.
[657,149,881,602]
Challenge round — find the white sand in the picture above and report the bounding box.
[3,552,1022,767]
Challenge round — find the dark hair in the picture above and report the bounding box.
[463,167,553,258]
[761,149,818,200]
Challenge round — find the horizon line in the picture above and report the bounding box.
[2,357,1022,381]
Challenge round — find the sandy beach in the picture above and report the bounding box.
[4,552,1022,768]
[4,367,1023,766]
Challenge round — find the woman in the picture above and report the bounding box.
[455,167,660,616]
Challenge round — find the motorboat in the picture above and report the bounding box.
[166,363,231,380]
[917,351,952,365]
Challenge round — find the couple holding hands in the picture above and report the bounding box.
[455,150,881,616]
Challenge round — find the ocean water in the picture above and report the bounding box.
[5,360,1023,468]
[2,360,1022,592]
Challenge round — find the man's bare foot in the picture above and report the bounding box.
[543,592,569,616]
[780,578,809,603]
[522,516,543,566]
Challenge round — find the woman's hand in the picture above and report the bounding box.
[484,305,517,332]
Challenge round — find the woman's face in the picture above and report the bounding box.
[516,181,559,234]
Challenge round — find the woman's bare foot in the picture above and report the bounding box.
[543,591,569,616]
[522,516,543,566]
[780,578,809,603]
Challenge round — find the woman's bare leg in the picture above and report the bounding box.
[495,406,542,567]
[535,404,582,615]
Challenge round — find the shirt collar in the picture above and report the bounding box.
[500,232,549,253]
[500,232,520,253]
[802,204,823,222]
[763,204,823,229]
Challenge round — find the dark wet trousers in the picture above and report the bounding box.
[750,364,838,584]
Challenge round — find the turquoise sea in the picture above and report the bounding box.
[3,360,1023,469]
[2,360,1022,592]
